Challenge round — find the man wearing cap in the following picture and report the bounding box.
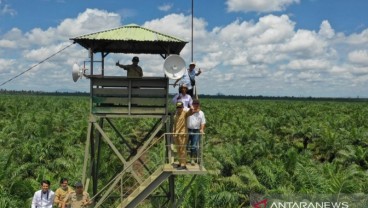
[173,62,201,97]
[187,99,206,165]
[62,182,91,208]
[172,84,193,108]
[116,56,143,78]
[173,101,198,170]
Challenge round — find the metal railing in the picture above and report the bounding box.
[90,132,205,207]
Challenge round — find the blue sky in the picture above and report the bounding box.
[1,0,368,97]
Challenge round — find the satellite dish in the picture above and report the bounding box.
[163,55,186,79]
[72,63,84,82]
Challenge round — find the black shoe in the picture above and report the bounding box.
[177,166,187,170]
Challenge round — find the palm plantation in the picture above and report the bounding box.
[0,94,368,207]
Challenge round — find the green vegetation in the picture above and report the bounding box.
[1,94,368,207]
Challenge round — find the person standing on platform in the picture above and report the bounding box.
[54,178,74,208]
[31,180,55,208]
[186,62,201,97]
[173,62,201,97]
[173,101,197,170]
[172,84,193,108]
[116,56,143,78]
[187,99,206,165]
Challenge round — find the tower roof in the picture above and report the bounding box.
[70,24,188,54]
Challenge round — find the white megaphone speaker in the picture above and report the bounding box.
[72,63,86,82]
[163,54,186,79]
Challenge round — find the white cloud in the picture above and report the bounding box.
[348,50,368,66]
[0,39,16,48]
[226,0,300,13]
[158,3,173,12]
[58,8,121,38]
[0,1,17,16]
[279,29,327,57]
[2,8,368,97]
[345,29,368,45]
[282,59,331,71]
[319,20,335,39]
[0,58,15,73]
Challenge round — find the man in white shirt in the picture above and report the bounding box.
[187,99,206,165]
[31,180,55,208]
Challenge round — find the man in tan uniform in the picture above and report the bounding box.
[54,178,74,208]
[116,56,143,78]
[173,101,197,170]
[62,182,91,208]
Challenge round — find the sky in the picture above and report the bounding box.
[1,0,368,97]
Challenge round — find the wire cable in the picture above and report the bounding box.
[0,42,75,87]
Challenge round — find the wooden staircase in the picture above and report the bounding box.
[116,167,171,208]
[91,129,206,207]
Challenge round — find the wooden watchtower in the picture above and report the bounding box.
[71,24,206,207]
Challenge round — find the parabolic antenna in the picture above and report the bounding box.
[72,63,83,82]
[163,54,186,79]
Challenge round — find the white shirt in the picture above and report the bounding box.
[172,93,193,108]
[187,110,206,129]
[31,190,55,208]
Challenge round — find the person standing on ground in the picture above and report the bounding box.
[31,180,55,208]
[54,178,74,208]
[116,56,143,78]
[62,182,91,208]
[187,99,206,165]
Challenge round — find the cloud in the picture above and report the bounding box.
[318,20,335,39]
[0,58,15,73]
[226,0,300,13]
[0,39,16,48]
[158,3,173,12]
[0,1,17,16]
[348,50,368,66]
[2,8,368,97]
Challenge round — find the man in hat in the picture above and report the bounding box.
[173,101,198,170]
[173,62,201,97]
[187,99,206,165]
[116,56,143,78]
[173,62,202,97]
[62,182,91,208]
[172,84,193,108]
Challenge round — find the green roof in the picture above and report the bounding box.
[70,24,188,54]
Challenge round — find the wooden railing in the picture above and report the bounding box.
[89,76,169,116]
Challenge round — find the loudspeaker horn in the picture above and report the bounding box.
[72,63,84,82]
[163,54,186,79]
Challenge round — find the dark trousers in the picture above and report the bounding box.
[187,129,200,159]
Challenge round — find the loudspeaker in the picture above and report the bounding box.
[163,55,186,79]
